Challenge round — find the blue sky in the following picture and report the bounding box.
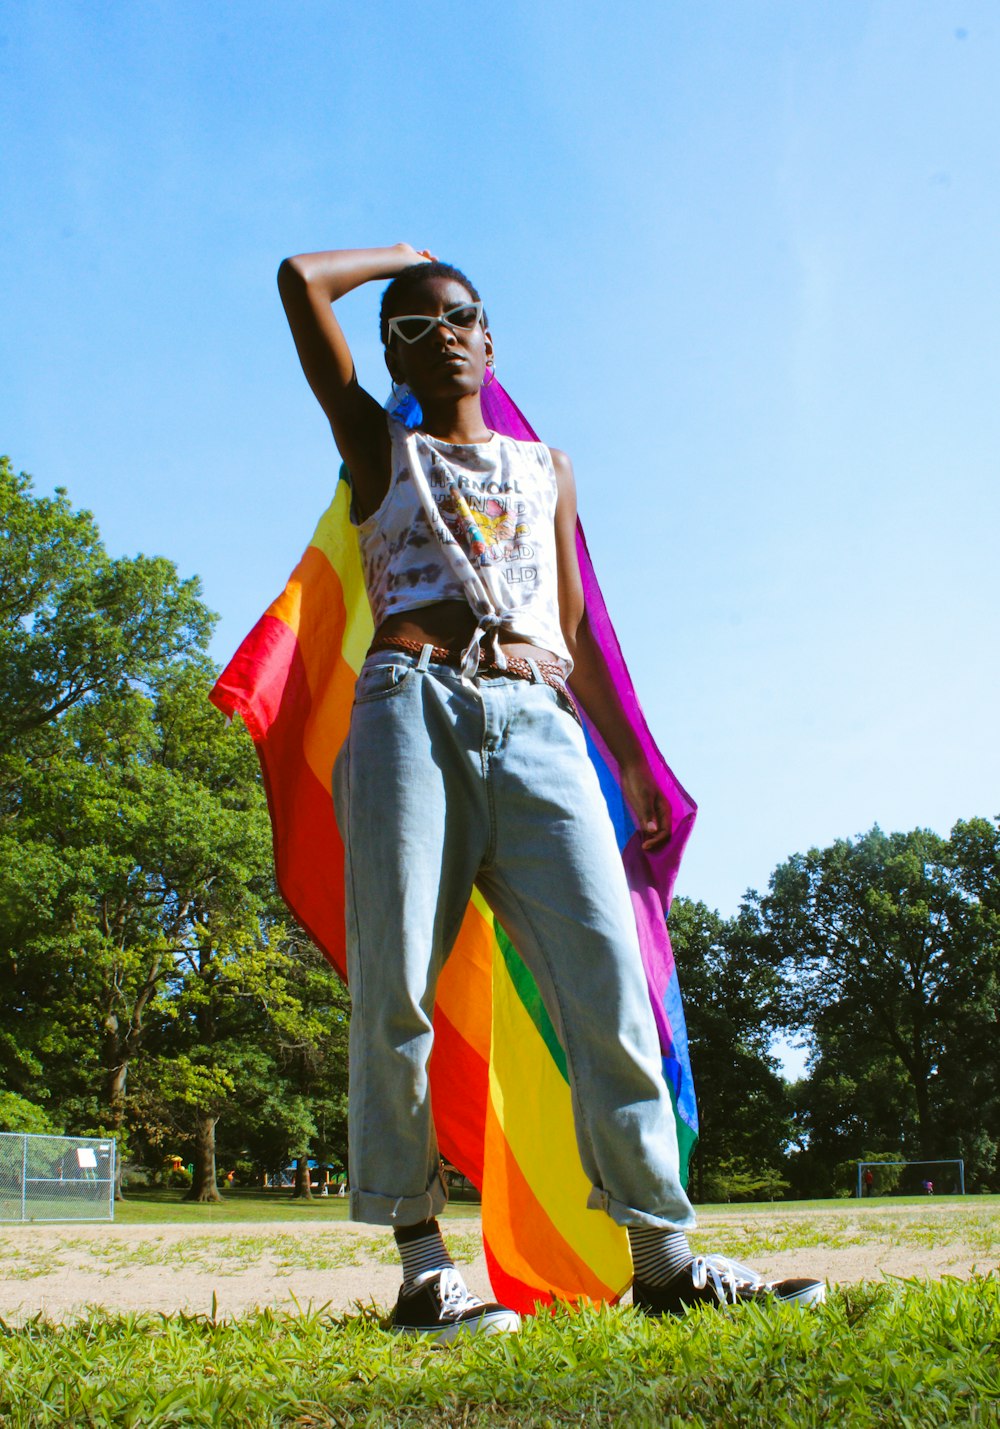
[3,0,997,958]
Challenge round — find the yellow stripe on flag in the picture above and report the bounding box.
[310,484,373,675]
[488,938,632,1295]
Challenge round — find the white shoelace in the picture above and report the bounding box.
[435,1267,484,1320]
[690,1254,770,1304]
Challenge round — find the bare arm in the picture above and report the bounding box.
[551,448,671,851]
[276,243,431,518]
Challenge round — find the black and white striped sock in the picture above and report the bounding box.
[627,1227,694,1286]
[394,1219,454,1289]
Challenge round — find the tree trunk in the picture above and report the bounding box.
[691,1143,704,1205]
[292,1156,313,1200]
[101,953,164,1200]
[913,1073,935,1160]
[104,1063,129,1201]
[184,1112,222,1202]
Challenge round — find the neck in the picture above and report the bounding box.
[416,391,491,444]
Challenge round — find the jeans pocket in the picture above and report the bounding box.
[353,660,413,705]
[547,681,583,727]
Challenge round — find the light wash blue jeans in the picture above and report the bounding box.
[333,646,696,1233]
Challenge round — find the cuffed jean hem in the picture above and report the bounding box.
[349,1173,449,1227]
[587,1186,698,1233]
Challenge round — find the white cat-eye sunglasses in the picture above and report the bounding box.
[386,302,484,346]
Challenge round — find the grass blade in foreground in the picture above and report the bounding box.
[1,1278,998,1427]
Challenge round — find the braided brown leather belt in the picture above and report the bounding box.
[368,634,572,696]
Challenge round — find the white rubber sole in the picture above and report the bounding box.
[775,1281,827,1307]
[392,1308,522,1342]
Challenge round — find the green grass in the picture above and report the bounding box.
[694,1193,1000,1215]
[0,1228,486,1281]
[3,1194,996,1286]
[88,1228,486,1277]
[1,1278,998,1426]
[104,1189,483,1226]
[689,1204,1000,1260]
[2,1199,999,1423]
[9,1185,990,1227]
[0,1198,113,1225]
[104,1188,998,1227]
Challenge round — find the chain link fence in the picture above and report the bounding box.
[0,1132,116,1223]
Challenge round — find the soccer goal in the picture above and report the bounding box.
[856,1159,965,1198]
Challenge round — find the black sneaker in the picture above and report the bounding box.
[391,1267,522,1342]
[634,1254,826,1314]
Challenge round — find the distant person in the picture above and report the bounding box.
[275,242,826,1339]
[863,1169,875,1197]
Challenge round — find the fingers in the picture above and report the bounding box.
[639,791,672,852]
[622,762,672,852]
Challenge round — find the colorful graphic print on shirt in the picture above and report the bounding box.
[428,455,536,584]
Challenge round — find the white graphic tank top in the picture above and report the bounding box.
[354,416,572,676]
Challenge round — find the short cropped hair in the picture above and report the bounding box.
[380,262,486,345]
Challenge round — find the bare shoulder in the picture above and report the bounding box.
[545,446,576,488]
[546,445,572,470]
[546,447,579,527]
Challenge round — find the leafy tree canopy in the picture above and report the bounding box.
[0,457,213,759]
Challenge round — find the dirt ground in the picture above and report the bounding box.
[0,1203,995,1325]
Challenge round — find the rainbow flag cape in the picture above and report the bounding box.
[210,376,698,1314]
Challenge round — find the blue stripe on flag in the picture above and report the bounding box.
[582,721,637,853]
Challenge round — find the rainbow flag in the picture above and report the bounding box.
[210,376,698,1313]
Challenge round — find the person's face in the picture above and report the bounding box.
[384,276,493,404]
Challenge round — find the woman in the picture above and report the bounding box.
[276,244,824,1339]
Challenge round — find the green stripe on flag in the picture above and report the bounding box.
[494,919,699,1187]
[493,921,569,1084]
[666,1075,698,1188]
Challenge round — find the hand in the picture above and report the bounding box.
[394,243,438,267]
[620,758,672,852]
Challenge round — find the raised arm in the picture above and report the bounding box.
[276,244,431,518]
[551,448,672,851]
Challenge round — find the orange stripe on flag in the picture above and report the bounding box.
[481,1084,621,1309]
[433,896,496,1065]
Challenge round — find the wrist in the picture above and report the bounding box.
[616,741,648,774]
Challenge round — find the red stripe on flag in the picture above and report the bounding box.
[211,612,302,742]
[215,626,348,978]
[430,1005,489,1188]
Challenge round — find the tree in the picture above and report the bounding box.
[938,817,1000,1187]
[220,938,350,1191]
[0,466,318,1197]
[125,662,279,1201]
[0,457,211,759]
[0,459,216,1149]
[0,1090,58,1134]
[757,825,997,1189]
[668,898,791,1202]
